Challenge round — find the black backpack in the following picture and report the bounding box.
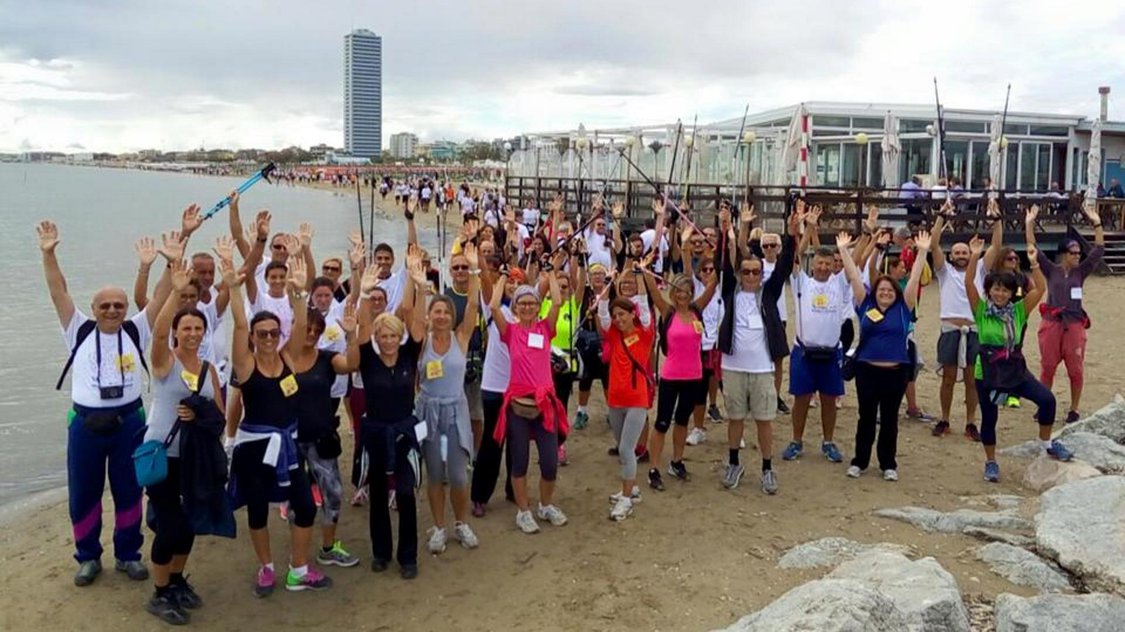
[56,319,150,390]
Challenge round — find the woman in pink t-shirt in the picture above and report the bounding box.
[642,270,717,490]
[488,269,568,535]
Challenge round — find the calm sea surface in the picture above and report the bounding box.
[0,163,433,507]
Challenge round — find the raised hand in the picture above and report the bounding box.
[218,255,244,287]
[37,220,60,253]
[940,198,955,217]
[348,230,363,247]
[652,197,664,218]
[213,235,235,264]
[718,204,732,230]
[612,201,625,219]
[255,210,272,240]
[159,230,186,262]
[298,222,315,250]
[806,206,822,226]
[408,255,427,286]
[405,194,417,219]
[463,241,480,270]
[968,234,985,256]
[349,241,366,271]
[281,233,301,257]
[739,202,756,225]
[835,232,854,251]
[180,203,203,237]
[1026,205,1039,224]
[986,198,1001,219]
[876,230,892,248]
[592,194,605,214]
[228,190,240,214]
[339,302,358,334]
[360,264,380,295]
[170,259,191,291]
[135,236,158,266]
[287,257,307,292]
[913,230,932,251]
[680,224,694,245]
[864,205,879,234]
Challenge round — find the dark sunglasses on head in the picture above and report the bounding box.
[254,329,282,339]
[98,302,127,310]
[740,268,763,276]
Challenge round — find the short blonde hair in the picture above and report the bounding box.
[372,312,405,339]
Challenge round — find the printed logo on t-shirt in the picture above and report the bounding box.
[812,294,830,309]
[279,374,299,397]
[425,359,444,380]
[324,326,341,342]
[117,353,136,374]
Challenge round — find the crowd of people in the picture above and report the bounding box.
[39,182,1107,625]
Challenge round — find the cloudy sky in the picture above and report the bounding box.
[2,0,1123,153]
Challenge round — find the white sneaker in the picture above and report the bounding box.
[686,427,706,446]
[515,510,540,534]
[427,526,448,554]
[846,465,863,478]
[608,486,642,504]
[453,522,479,549]
[609,496,634,522]
[536,503,568,527]
[883,469,899,482]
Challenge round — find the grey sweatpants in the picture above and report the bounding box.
[422,423,470,489]
[298,442,344,526]
[607,407,647,480]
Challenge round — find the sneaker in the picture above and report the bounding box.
[317,541,360,567]
[609,486,643,504]
[575,410,589,429]
[350,485,368,507]
[169,575,202,609]
[964,423,981,442]
[835,398,843,410]
[609,496,634,522]
[515,510,540,534]
[370,558,389,573]
[932,420,951,436]
[781,441,803,461]
[115,559,149,581]
[536,503,568,526]
[285,567,332,592]
[146,592,190,626]
[667,461,690,481]
[1046,440,1074,462]
[74,559,102,587]
[254,565,275,598]
[686,427,706,446]
[472,501,487,518]
[821,442,843,463]
[427,527,448,554]
[648,468,665,491]
[984,460,1001,483]
[636,448,651,464]
[453,522,480,549]
[776,398,790,414]
[400,564,419,580]
[1065,410,1080,424]
[721,463,745,489]
[883,469,899,482]
[760,469,779,495]
[905,407,934,422]
[707,404,724,422]
[558,444,569,466]
[1005,396,1021,409]
[846,465,863,478]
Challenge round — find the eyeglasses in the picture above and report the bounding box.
[700,267,715,272]
[322,264,341,272]
[451,265,469,271]
[254,329,282,340]
[271,244,285,251]
[762,243,780,249]
[97,302,127,310]
[740,269,763,276]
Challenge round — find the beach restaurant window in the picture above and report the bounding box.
[870,143,883,187]
[851,117,883,130]
[816,143,841,185]
[841,143,862,187]
[945,121,987,134]
[1017,142,1055,191]
[1028,125,1068,137]
[1005,143,1019,190]
[899,138,932,182]
[900,119,931,133]
[970,140,991,188]
[943,140,968,185]
[814,115,850,129]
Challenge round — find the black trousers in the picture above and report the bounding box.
[471,391,513,505]
[361,420,417,567]
[147,458,195,565]
[852,363,908,471]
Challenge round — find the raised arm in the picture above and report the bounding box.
[152,259,191,378]
[1023,243,1048,311]
[356,264,380,343]
[333,302,361,373]
[456,243,483,350]
[147,229,186,328]
[544,264,562,327]
[964,235,985,313]
[489,268,510,339]
[931,203,951,271]
[133,236,158,310]
[679,223,695,277]
[298,222,316,293]
[286,258,308,354]
[983,198,1003,271]
[903,230,931,311]
[406,195,419,246]
[243,210,271,302]
[834,232,867,305]
[217,247,252,384]
[228,190,251,259]
[1082,204,1105,247]
[37,221,76,327]
[405,246,427,342]
[793,205,819,277]
[738,203,756,259]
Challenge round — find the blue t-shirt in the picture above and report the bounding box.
[855,294,911,364]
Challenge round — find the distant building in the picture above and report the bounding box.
[389,132,418,159]
[429,140,458,161]
[309,143,334,160]
[138,149,162,160]
[344,29,383,158]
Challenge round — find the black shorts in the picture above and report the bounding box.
[936,329,979,367]
[655,378,703,433]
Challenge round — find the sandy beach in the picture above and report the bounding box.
[3,182,1123,631]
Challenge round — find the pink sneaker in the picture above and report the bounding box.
[558,444,569,466]
[254,565,275,598]
[285,566,333,592]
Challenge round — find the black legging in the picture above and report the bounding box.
[553,371,575,412]
[147,458,195,565]
[471,391,513,504]
[232,440,316,530]
[361,420,417,567]
[840,319,856,352]
[852,363,908,471]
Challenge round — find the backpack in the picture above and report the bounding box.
[56,319,150,390]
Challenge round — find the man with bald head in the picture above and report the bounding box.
[38,217,179,587]
[930,201,982,441]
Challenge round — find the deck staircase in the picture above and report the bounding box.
[1076,230,1125,275]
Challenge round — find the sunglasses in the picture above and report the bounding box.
[762,243,780,249]
[271,244,285,251]
[740,269,763,276]
[700,267,715,272]
[1005,255,1019,261]
[97,302,127,310]
[322,265,341,272]
[254,329,282,340]
[451,265,469,271]
[1067,250,1081,255]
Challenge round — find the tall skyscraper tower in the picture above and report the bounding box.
[344,29,382,158]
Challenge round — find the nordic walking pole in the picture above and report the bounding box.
[354,173,366,247]
[368,171,375,247]
[201,162,277,221]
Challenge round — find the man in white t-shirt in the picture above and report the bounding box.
[782,208,848,465]
[370,198,420,314]
[759,232,791,414]
[929,206,983,440]
[521,197,540,231]
[584,213,620,271]
[38,218,179,586]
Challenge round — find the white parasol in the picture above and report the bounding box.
[880,110,900,188]
[1086,117,1102,210]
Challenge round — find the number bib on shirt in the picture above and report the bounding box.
[181,370,199,392]
[624,334,640,347]
[528,333,546,349]
[279,374,299,397]
[426,360,444,380]
[865,308,885,323]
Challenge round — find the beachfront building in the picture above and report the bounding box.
[511,92,1125,196]
[389,132,418,159]
[343,29,382,158]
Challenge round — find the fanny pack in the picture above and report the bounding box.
[509,399,541,420]
[83,409,124,435]
[800,343,838,363]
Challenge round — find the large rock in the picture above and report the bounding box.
[827,551,971,632]
[1035,475,1125,595]
[995,592,1125,632]
[962,526,1035,548]
[778,537,912,569]
[1050,432,1125,473]
[1056,394,1125,443]
[976,542,1071,592]
[999,440,1046,459]
[718,578,910,632]
[874,506,1031,533]
[1022,456,1102,492]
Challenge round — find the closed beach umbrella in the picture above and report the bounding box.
[1086,117,1102,209]
[781,103,810,186]
[989,115,1002,190]
[880,110,900,188]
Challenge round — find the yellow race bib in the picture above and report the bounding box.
[864,308,885,323]
[692,321,704,335]
[279,374,299,397]
[426,360,444,380]
[181,370,199,392]
[623,334,640,347]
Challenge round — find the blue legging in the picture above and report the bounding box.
[975,377,1056,446]
[67,403,146,563]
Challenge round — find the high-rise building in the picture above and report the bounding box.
[389,132,418,159]
[344,29,382,158]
